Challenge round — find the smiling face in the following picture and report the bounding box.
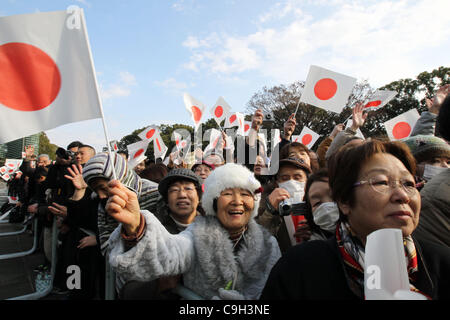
[167,181,199,224]
[216,188,255,234]
[339,153,420,242]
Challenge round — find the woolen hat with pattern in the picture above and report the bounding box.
[82,152,159,210]
[158,168,202,201]
[402,135,450,163]
[202,163,262,218]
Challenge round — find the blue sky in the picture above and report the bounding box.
[1,0,449,152]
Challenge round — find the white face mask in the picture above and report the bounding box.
[312,202,339,232]
[278,180,305,203]
[423,164,448,181]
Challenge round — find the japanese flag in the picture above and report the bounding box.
[127,140,149,169]
[0,166,7,175]
[0,10,102,143]
[138,125,159,142]
[21,152,26,159]
[204,128,222,155]
[8,196,18,204]
[210,96,232,127]
[384,109,420,141]
[153,132,168,161]
[172,131,190,153]
[4,159,22,174]
[300,65,356,114]
[109,140,119,152]
[1,174,11,181]
[363,90,397,112]
[271,129,282,152]
[184,93,206,131]
[345,120,365,140]
[243,121,252,137]
[224,112,244,130]
[292,127,320,149]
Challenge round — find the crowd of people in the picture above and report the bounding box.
[3,85,449,300]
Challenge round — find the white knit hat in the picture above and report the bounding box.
[202,163,262,218]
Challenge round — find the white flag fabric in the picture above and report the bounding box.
[127,140,149,169]
[153,132,168,161]
[138,125,159,142]
[363,90,397,112]
[184,93,206,131]
[204,128,222,155]
[8,196,19,204]
[224,112,244,130]
[384,109,420,141]
[0,166,7,175]
[210,96,232,127]
[271,129,282,152]
[243,121,252,137]
[1,173,11,181]
[292,127,320,149]
[300,65,356,114]
[4,159,23,174]
[345,120,365,140]
[0,10,102,143]
[109,140,119,152]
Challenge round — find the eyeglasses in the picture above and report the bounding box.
[353,175,418,196]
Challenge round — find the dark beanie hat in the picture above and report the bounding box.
[158,168,202,200]
[402,135,450,163]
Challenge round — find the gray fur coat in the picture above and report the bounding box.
[109,210,281,299]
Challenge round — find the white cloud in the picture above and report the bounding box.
[100,71,137,100]
[154,78,194,96]
[75,0,91,8]
[183,0,450,87]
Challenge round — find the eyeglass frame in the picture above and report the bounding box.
[352,176,418,196]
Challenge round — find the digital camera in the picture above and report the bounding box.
[55,147,76,161]
[278,199,308,216]
[263,111,275,122]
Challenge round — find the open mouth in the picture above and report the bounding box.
[228,210,244,216]
[177,201,190,207]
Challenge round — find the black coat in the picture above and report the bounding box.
[260,236,450,300]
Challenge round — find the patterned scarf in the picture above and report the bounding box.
[336,221,427,299]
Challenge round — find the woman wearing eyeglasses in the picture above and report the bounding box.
[261,139,450,300]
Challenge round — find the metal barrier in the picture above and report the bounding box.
[0,218,38,260]
[0,224,27,237]
[7,216,58,300]
[0,207,13,223]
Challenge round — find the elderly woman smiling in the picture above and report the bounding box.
[261,140,450,300]
[106,163,281,300]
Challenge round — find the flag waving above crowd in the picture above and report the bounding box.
[0,9,102,143]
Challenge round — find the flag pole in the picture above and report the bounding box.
[80,8,117,180]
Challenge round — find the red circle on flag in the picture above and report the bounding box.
[191,106,202,122]
[229,114,236,123]
[146,129,155,139]
[302,134,313,145]
[392,122,411,139]
[7,163,14,167]
[0,42,61,111]
[244,124,250,132]
[134,149,144,159]
[215,106,223,118]
[364,100,382,108]
[181,141,186,148]
[314,78,337,100]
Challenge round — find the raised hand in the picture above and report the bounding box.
[350,102,368,131]
[105,180,141,235]
[251,109,264,131]
[330,123,344,138]
[427,84,450,115]
[283,113,297,140]
[65,164,87,190]
[24,145,34,159]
